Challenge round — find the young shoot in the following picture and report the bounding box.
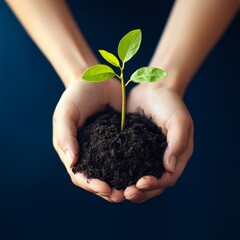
[82,29,167,131]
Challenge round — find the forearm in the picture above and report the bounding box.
[6,0,98,87]
[150,0,239,96]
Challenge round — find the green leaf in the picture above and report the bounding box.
[118,29,142,64]
[99,50,120,68]
[130,67,168,83]
[82,64,116,82]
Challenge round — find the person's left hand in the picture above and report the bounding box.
[125,81,194,203]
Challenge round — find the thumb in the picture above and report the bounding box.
[53,109,79,168]
[163,114,191,173]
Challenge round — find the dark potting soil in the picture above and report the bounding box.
[72,106,167,190]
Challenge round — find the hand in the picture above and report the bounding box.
[53,79,125,203]
[125,82,194,203]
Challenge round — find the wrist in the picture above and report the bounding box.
[59,64,88,88]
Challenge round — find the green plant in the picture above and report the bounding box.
[82,29,167,131]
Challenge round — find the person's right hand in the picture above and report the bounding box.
[52,79,125,203]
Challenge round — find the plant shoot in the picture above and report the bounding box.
[82,29,167,131]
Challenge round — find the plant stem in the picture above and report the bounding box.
[125,79,132,87]
[120,67,126,131]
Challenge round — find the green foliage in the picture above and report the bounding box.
[118,29,142,64]
[130,67,168,83]
[82,64,116,82]
[81,29,167,131]
[99,50,120,68]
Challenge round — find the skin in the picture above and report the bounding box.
[125,81,194,202]
[53,79,125,202]
[5,0,240,203]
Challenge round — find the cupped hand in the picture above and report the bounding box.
[125,82,194,203]
[53,79,125,202]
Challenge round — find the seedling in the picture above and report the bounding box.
[82,29,167,131]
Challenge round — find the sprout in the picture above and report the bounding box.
[82,29,167,131]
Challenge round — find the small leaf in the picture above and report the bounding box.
[99,50,120,68]
[118,29,142,64]
[130,67,168,83]
[82,64,116,82]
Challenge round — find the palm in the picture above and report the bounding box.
[128,83,185,129]
[61,79,121,126]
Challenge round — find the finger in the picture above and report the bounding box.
[53,107,79,167]
[105,188,125,203]
[124,185,164,203]
[172,124,194,178]
[136,174,175,190]
[73,173,112,195]
[163,111,193,172]
[136,143,187,191]
[137,126,194,190]
[57,147,112,196]
[136,175,160,190]
[134,189,164,203]
[137,173,176,190]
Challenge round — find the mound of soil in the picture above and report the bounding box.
[72,106,167,190]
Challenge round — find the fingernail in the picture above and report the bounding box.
[167,156,176,173]
[139,185,150,189]
[128,194,137,200]
[97,192,110,197]
[65,150,73,166]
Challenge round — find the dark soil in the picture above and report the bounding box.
[72,106,167,190]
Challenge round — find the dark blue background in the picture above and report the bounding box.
[0,1,239,239]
